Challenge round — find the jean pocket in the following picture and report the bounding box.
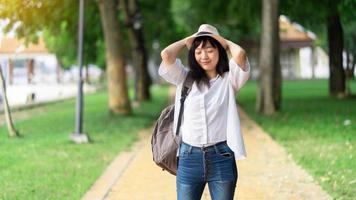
[179,149,190,158]
[217,145,234,158]
[219,152,233,158]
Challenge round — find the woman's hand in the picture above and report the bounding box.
[225,40,248,71]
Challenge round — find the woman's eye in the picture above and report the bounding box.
[195,51,201,54]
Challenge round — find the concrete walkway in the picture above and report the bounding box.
[81,108,331,200]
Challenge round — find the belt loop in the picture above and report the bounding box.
[188,145,192,154]
[213,144,219,154]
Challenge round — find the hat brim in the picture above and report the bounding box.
[185,33,227,50]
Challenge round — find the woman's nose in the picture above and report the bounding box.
[202,51,208,59]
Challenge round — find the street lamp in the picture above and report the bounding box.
[70,0,89,143]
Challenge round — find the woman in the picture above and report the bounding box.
[159,24,250,200]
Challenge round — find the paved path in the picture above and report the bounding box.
[82,108,331,200]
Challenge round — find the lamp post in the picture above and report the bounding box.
[70,0,89,143]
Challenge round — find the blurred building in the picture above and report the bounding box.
[242,15,329,80]
[0,36,60,84]
[0,35,103,85]
[0,34,101,107]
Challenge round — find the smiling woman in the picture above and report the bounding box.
[158,24,250,200]
[194,41,219,76]
[188,36,229,87]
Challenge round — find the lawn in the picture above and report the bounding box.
[0,84,169,200]
[238,79,356,199]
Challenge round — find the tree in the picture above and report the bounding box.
[256,0,281,114]
[42,1,104,70]
[170,0,283,114]
[281,0,356,97]
[122,0,151,101]
[344,21,356,94]
[98,0,131,114]
[141,0,184,49]
[0,66,20,138]
[170,0,261,43]
[0,0,131,114]
[0,0,79,67]
[327,1,345,97]
[341,0,356,94]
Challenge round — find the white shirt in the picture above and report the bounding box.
[158,58,250,160]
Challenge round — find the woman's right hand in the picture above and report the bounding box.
[161,38,188,66]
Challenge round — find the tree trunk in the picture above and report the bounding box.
[122,0,151,101]
[56,58,62,83]
[85,65,90,84]
[327,12,345,97]
[311,46,317,79]
[27,59,34,84]
[8,59,13,85]
[98,0,131,114]
[345,45,351,95]
[352,55,356,80]
[256,0,281,115]
[0,66,20,138]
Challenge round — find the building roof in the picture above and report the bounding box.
[239,15,316,50]
[0,36,49,54]
[279,15,315,49]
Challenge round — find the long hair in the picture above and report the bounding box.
[188,36,229,87]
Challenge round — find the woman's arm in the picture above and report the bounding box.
[158,38,190,85]
[226,40,250,92]
[226,40,248,71]
[160,38,187,66]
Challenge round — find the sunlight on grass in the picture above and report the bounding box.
[0,84,169,200]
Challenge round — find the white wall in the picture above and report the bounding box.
[0,53,59,84]
[299,47,329,79]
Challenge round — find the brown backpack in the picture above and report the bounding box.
[151,73,193,175]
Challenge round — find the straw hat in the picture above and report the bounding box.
[185,24,227,49]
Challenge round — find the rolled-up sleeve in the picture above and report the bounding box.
[158,58,188,86]
[228,58,250,93]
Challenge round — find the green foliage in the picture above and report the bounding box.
[0,85,169,199]
[238,79,356,199]
[140,0,184,52]
[343,20,356,66]
[341,0,356,65]
[43,1,104,69]
[0,0,104,69]
[0,0,77,43]
[171,0,261,42]
[43,22,77,68]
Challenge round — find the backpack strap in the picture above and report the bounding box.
[175,72,194,136]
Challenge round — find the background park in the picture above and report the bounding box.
[0,0,355,199]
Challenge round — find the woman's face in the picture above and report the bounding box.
[194,41,219,73]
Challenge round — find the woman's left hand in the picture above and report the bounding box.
[225,40,248,71]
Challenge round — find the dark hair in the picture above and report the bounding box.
[188,36,229,87]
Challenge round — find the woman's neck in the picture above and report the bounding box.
[206,70,218,80]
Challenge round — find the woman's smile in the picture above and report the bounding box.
[194,41,219,77]
[201,60,211,65]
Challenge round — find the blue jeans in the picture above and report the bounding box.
[177,141,238,200]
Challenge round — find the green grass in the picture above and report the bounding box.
[238,79,356,200]
[0,84,169,200]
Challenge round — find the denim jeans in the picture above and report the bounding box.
[176,141,238,200]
